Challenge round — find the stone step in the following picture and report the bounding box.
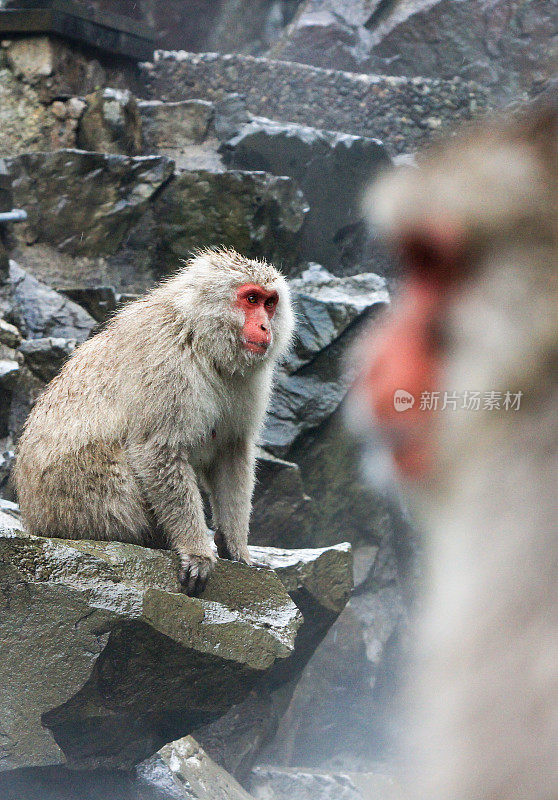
[141,50,491,155]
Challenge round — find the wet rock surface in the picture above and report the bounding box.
[143,51,490,155]
[263,265,389,454]
[3,261,96,342]
[0,738,257,800]
[221,117,390,273]
[250,765,402,800]
[0,524,350,773]
[6,150,174,259]
[152,168,307,276]
[272,0,555,98]
[155,736,256,799]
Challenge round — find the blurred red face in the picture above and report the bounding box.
[355,221,465,481]
[236,284,278,354]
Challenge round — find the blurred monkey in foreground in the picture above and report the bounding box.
[15,248,294,595]
[351,93,558,800]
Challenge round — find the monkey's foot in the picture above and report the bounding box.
[214,530,251,565]
[178,554,215,596]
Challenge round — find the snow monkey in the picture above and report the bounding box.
[14,248,295,595]
[351,93,558,800]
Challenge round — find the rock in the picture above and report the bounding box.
[6,150,174,258]
[212,94,252,143]
[153,169,308,275]
[251,543,351,617]
[365,0,555,97]
[138,0,298,54]
[221,117,390,273]
[0,359,19,389]
[18,337,76,383]
[139,99,221,171]
[271,1,376,73]
[0,262,88,445]
[250,765,402,800]
[1,35,139,103]
[4,36,55,81]
[251,450,315,549]
[0,525,352,776]
[143,51,490,154]
[59,286,119,324]
[192,542,352,780]
[0,362,17,436]
[0,71,82,156]
[0,757,204,799]
[262,266,389,454]
[0,67,52,156]
[157,736,255,799]
[193,689,280,784]
[78,89,143,156]
[0,527,304,771]
[4,261,96,342]
[271,0,554,99]
[140,99,214,149]
[0,318,22,349]
[258,507,412,770]
[0,457,16,501]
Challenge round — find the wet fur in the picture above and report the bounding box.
[369,97,558,800]
[14,248,295,592]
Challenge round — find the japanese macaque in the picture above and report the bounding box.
[14,248,294,595]
[351,94,558,800]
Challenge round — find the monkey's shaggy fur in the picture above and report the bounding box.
[15,248,294,594]
[368,97,558,800]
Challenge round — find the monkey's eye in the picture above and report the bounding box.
[264,297,276,309]
[247,294,258,304]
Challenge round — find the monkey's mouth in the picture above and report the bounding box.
[243,340,269,354]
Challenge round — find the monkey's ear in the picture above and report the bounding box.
[399,217,466,285]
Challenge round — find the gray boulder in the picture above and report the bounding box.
[221,117,390,273]
[155,736,255,799]
[251,450,315,549]
[365,0,556,96]
[78,88,143,156]
[18,337,76,383]
[6,150,174,258]
[272,0,555,99]
[270,0,379,73]
[0,526,351,773]
[140,99,214,149]
[263,265,389,454]
[4,261,96,342]
[0,739,256,800]
[153,168,308,275]
[193,542,352,781]
[0,261,96,447]
[250,765,402,800]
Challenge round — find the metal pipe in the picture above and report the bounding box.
[0,209,27,223]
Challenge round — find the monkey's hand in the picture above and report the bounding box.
[214,530,252,565]
[178,553,216,596]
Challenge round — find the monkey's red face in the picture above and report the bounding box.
[236,284,279,355]
[356,221,465,481]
